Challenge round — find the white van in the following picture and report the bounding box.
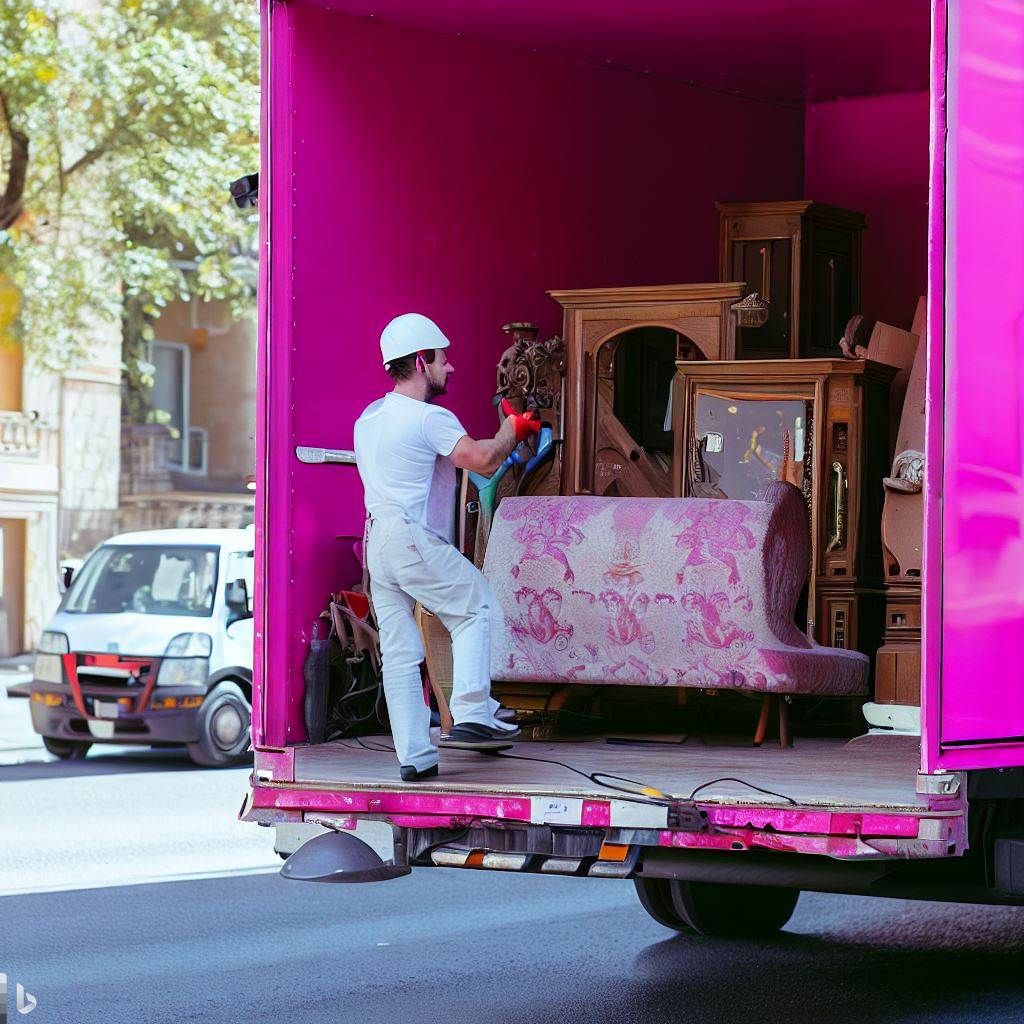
[28,528,255,767]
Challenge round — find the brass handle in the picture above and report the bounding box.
[826,460,846,553]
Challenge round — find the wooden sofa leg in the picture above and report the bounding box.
[779,696,792,748]
[753,694,773,747]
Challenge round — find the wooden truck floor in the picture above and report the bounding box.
[290,733,927,811]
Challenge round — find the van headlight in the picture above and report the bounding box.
[157,633,212,687]
[163,632,213,658]
[157,658,209,687]
[35,631,69,684]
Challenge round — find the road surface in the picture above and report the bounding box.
[2,676,1023,1024]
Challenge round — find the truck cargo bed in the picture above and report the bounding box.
[291,733,926,811]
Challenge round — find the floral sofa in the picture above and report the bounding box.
[484,482,868,697]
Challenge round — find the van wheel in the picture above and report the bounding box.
[43,737,92,760]
[187,681,251,767]
[633,878,691,931]
[669,881,800,937]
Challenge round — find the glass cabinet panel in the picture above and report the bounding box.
[689,388,813,503]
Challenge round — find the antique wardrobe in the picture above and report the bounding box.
[717,201,865,360]
[549,283,744,498]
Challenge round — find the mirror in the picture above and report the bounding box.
[225,578,252,621]
[59,564,75,594]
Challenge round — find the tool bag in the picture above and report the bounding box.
[303,585,389,743]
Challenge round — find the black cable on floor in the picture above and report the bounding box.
[339,734,800,809]
[482,748,675,805]
[687,776,798,806]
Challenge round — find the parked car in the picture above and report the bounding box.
[28,528,255,767]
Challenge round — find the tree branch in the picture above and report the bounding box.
[0,89,30,232]
[61,105,145,181]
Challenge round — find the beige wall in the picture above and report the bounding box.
[0,344,22,411]
[154,299,256,488]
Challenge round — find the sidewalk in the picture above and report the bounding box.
[0,652,45,763]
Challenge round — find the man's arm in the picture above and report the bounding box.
[449,417,518,476]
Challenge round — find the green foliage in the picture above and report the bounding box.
[0,0,259,375]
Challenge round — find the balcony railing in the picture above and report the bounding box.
[0,410,49,457]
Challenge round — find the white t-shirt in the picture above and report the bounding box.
[354,392,468,543]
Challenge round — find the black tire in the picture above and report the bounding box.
[42,736,92,759]
[186,681,251,767]
[633,877,691,931]
[669,880,800,937]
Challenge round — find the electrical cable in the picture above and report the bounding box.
[482,748,674,805]
[687,776,799,806]
[337,727,800,810]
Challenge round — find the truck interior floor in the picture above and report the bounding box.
[292,734,924,811]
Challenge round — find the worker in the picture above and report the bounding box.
[354,313,539,781]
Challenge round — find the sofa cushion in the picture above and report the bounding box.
[484,482,868,696]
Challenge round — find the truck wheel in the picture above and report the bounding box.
[669,881,800,937]
[186,681,251,767]
[633,878,690,931]
[43,737,92,760]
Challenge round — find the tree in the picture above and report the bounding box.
[0,0,259,417]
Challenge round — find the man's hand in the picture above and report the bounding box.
[499,398,542,444]
[449,400,541,477]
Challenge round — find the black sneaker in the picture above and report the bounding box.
[439,722,520,751]
[400,763,439,782]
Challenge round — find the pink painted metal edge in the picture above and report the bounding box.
[255,0,300,749]
[921,0,946,774]
[250,784,535,822]
[249,782,956,839]
[255,747,296,782]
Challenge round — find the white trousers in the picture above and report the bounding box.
[366,514,511,770]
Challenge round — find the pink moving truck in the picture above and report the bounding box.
[240,0,1024,934]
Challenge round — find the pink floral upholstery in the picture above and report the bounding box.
[484,482,868,696]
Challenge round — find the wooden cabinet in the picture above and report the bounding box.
[717,201,865,360]
[673,358,895,658]
[549,283,744,498]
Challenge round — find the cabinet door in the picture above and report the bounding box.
[731,239,791,358]
[931,0,1024,767]
[806,247,854,359]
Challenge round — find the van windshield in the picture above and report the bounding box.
[65,545,219,617]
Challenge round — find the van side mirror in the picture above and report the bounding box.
[60,565,75,593]
[225,578,252,620]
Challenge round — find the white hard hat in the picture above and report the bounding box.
[379,313,451,368]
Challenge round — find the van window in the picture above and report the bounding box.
[65,546,219,617]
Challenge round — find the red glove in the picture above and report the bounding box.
[500,399,541,444]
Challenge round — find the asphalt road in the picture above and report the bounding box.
[5,869,1024,1024]
[3,678,1024,1024]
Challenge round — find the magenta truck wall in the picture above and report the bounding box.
[805,92,930,330]
[924,0,1024,770]
[255,1,805,747]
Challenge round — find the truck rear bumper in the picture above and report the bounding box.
[243,740,969,865]
[241,779,968,869]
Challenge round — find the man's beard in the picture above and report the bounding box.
[426,376,447,399]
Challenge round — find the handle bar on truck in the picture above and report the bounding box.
[295,446,358,465]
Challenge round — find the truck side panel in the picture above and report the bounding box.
[927,0,1024,768]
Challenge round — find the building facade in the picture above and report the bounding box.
[119,297,256,534]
